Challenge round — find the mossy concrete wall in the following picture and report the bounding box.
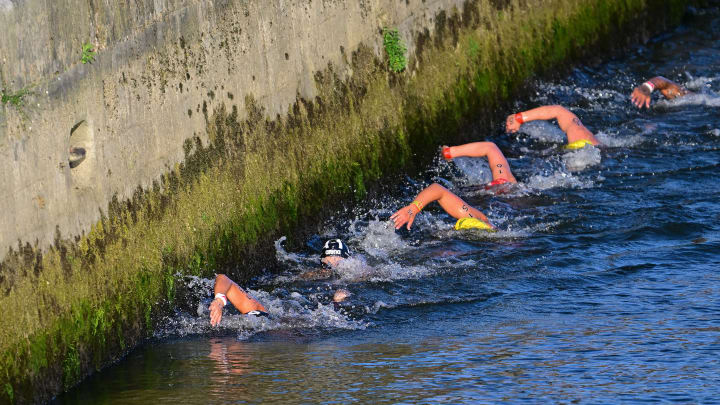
[0,0,694,403]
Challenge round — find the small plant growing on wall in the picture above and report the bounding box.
[81,43,96,64]
[383,28,407,73]
[1,81,34,120]
[1,87,29,107]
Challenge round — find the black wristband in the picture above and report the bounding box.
[246,310,270,318]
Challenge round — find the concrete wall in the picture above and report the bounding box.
[0,0,464,260]
[0,0,693,403]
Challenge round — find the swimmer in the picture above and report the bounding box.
[630,76,689,109]
[506,105,600,149]
[391,183,495,231]
[209,274,267,327]
[299,239,353,303]
[209,239,353,327]
[441,142,517,188]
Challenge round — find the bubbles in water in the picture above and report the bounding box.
[367,301,390,314]
[274,236,314,266]
[354,218,411,258]
[595,130,644,148]
[332,256,374,281]
[711,129,720,137]
[369,262,441,281]
[684,75,714,91]
[562,145,601,171]
[525,170,594,190]
[156,284,367,341]
[655,92,720,108]
[451,157,492,184]
[519,121,567,143]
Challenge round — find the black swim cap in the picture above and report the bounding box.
[320,239,351,259]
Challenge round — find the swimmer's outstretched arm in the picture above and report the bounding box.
[209,274,266,326]
[631,76,689,109]
[506,105,599,145]
[390,183,492,230]
[442,142,517,183]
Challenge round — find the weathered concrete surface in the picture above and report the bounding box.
[0,0,466,260]
[0,0,696,403]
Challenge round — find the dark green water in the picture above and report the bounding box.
[54,8,720,404]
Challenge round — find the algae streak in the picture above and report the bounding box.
[0,0,694,403]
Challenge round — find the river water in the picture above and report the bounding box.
[54,8,720,404]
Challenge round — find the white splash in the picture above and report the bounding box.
[451,156,493,184]
[525,170,594,190]
[595,130,644,148]
[274,236,305,264]
[368,262,439,282]
[332,256,374,281]
[655,92,720,108]
[354,218,412,258]
[562,145,601,171]
[519,120,567,143]
[684,75,714,91]
[156,285,366,340]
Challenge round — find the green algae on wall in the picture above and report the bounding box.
[0,0,696,402]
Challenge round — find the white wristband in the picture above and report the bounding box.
[642,81,655,92]
[214,293,227,306]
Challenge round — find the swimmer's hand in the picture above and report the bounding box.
[333,289,351,303]
[390,204,420,230]
[505,114,521,133]
[631,85,652,109]
[209,298,224,327]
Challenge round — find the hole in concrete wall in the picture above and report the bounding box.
[69,120,95,187]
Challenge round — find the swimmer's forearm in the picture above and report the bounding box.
[523,105,582,134]
[648,76,687,99]
[214,274,233,295]
[411,183,449,210]
[447,142,498,159]
[214,274,265,313]
[647,76,674,90]
[517,105,569,123]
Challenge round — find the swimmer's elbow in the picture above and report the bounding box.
[427,183,447,192]
[549,105,572,118]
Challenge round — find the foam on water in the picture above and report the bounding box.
[274,236,305,264]
[683,75,714,91]
[525,170,594,190]
[352,218,412,258]
[451,156,493,184]
[519,120,567,143]
[156,284,366,340]
[595,130,644,148]
[331,256,375,281]
[562,145,602,171]
[655,92,720,108]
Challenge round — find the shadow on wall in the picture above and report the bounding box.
[68,120,94,188]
